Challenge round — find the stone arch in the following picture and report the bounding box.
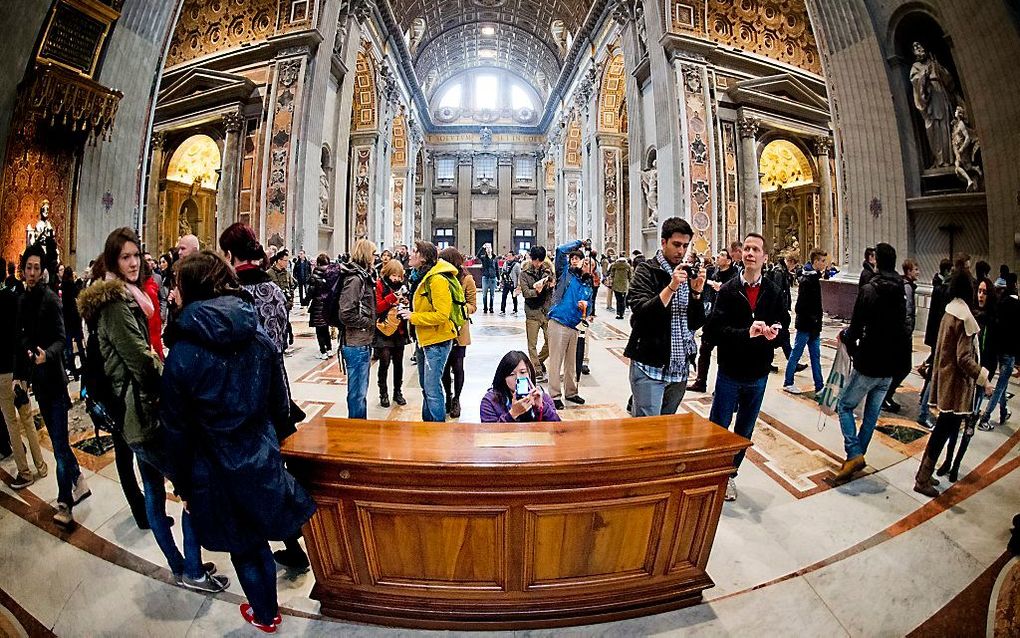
[597,53,626,134]
[352,49,378,132]
[756,135,817,187]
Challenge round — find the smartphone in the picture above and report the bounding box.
[515,376,530,399]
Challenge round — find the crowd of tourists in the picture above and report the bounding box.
[1,217,1016,632]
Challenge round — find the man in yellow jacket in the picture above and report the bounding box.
[398,241,457,421]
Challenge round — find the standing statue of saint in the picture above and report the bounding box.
[319,172,330,225]
[951,105,982,191]
[909,42,956,168]
[640,159,658,227]
[35,200,55,244]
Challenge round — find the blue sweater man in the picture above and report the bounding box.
[546,240,595,407]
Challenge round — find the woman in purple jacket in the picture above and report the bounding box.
[480,351,561,423]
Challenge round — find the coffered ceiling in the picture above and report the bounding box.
[390,0,592,97]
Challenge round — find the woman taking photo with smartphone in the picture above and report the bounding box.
[480,351,560,423]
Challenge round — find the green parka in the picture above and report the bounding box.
[78,278,163,445]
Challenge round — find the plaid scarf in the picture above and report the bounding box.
[655,251,698,373]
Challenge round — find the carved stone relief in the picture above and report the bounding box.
[354,147,372,240]
[392,177,405,243]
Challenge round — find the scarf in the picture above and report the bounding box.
[106,271,154,319]
[654,251,697,373]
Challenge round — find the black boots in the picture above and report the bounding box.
[393,390,406,406]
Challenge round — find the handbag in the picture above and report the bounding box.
[376,306,401,337]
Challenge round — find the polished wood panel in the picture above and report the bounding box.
[283,413,750,629]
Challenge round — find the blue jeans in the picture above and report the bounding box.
[628,362,687,417]
[982,355,1015,422]
[231,542,278,626]
[784,330,824,391]
[481,276,497,311]
[918,369,933,422]
[134,447,203,579]
[416,340,454,422]
[37,392,79,508]
[836,370,891,459]
[341,345,372,419]
[709,371,768,475]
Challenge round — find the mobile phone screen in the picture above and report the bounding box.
[515,377,530,398]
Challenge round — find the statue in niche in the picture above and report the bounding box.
[319,172,331,224]
[951,105,982,191]
[909,42,956,168]
[640,158,658,227]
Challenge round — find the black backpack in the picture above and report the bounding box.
[81,329,122,434]
[323,265,347,328]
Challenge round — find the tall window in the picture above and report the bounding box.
[475,75,498,110]
[514,156,535,184]
[435,156,456,185]
[438,84,462,109]
[474,154,496,187]
[434,227,454,250]
[513,228,535,254]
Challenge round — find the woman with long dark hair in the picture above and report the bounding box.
[439,247,476,418]
[480,350,560,423]
[78,228,224,591]
[219,223,289,354]
[60,265,85,378]
[375,259,408,407]
[162,250,315,632]
[915,271,994,496]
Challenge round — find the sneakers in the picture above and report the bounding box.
[72,474,92,505]
[978,418,995,432]
[1002,409,1013,425]
[616,315,624,320]
[580,365,590,375]
[553,399,565,410]
[565,395,585,405]
[9,474,34,490]
[316,351,330,360]
[273,548,310,572]
[177,572,229,593]
[724,478,737,502]
[917,416,935,430]
[240,603,281,633]
[53,503,74,528]
[393,391,406,406]
[782,385,802,395]
[380,394,390,408]
[881,398,901,413]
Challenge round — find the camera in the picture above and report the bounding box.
[679,253,704,279]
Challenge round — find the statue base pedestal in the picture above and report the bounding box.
[642,226,658,255]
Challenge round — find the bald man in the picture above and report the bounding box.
[177,234,199,259]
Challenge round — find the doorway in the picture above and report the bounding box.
[474,228,493,256]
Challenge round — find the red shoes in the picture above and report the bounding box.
[240,603,282,633]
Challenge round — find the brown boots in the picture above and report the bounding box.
[831,455,866,486]
[913,454,940,497]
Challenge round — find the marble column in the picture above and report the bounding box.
[497,152,513,253]
[814,136,834,257]
[457,152,472,252]
[737,116,762,235]
[536,151,547,249]
[145,131,165,252]
[216,111,244,241]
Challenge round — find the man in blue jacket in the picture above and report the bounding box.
[546,239,595,409]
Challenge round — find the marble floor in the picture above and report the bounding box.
[1,302,1018,637]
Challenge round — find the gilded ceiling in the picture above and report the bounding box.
[390,0,591,97]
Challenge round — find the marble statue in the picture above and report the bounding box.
[35,200,54,243]
[951,105,982,191]
[640,159,658,227]
[909,42,956,168]
[319,172,330,224]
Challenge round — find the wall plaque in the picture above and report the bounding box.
[37,0,117,77]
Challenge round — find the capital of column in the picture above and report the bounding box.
[458,151,474,166]
[497,152,514,166]
[150,130,166,151]
[812,136,833,156]
[223,111,244,133]
[737,117,761,140]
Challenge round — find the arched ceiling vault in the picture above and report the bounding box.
[390,0,591,97]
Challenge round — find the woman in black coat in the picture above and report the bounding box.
[306,253,337,359]
[161,251,315,632]
[60,266,85,378]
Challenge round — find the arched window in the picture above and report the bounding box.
[430,69,540,125]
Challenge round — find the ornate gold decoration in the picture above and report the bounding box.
[603,148,619,255]
[166,134,221,190]
[564,115,582,167]
[759,139,813,192]
[353,50,378,132]
[391,112,407,168]
[671,0,822,75]
[597,54,626,134]
[392,177,405,242]
[19,64,122,144]
[166,0,277,68]
[354,147,372,240]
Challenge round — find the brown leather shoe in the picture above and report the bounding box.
[831,455,866,486]
[913,455,940,498]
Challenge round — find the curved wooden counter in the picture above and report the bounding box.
[281,413,750,630]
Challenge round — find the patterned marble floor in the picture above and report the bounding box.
[1,302,1018,636]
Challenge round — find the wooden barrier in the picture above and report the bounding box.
[281,413,750,630]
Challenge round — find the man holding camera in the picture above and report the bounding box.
[546,239,596,409]
[705,233,790,502]
[520,246,555,380]
[625,218,707,417]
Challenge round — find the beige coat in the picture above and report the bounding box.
[929,298,990,414]
[457,274,478,346]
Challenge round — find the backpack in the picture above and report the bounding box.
[422,272,469,330]
[323,266,347,328]
[81,329,127,435]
